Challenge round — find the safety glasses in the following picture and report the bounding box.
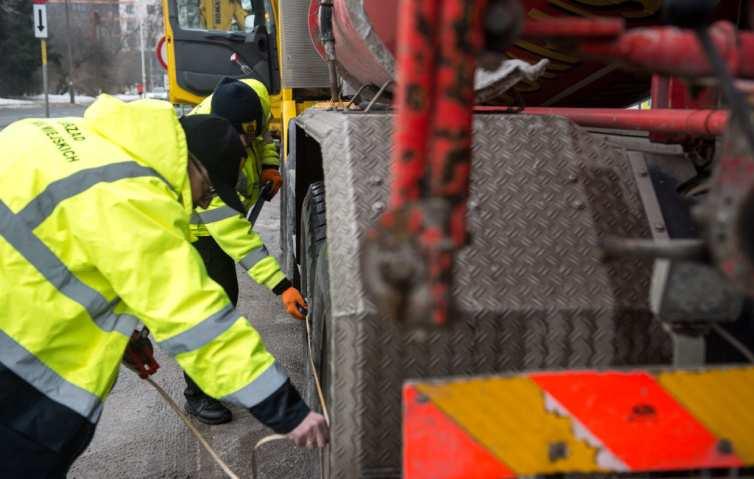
[189,152,216,204]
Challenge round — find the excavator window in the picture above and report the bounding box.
[165,0,279,102]
[177,0,254,33]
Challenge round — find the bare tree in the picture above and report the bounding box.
[48,0,163,96]
[118,0,164,92]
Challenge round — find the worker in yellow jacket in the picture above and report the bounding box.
[200,0,247,31]
[182,77,305,424]
[0,95,328,477]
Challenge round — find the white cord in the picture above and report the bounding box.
[145,377,241,479]
[143,310,331,479]
[305,312,331,424]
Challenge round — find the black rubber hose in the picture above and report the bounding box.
[319,1,339,102]
[319,0,334,44]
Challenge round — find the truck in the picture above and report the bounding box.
[160,0,754,477]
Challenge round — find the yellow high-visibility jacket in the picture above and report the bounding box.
[0,95,287,425]
[200,0,247,31]
[189,79,285,292]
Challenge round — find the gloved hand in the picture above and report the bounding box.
[122,328,160,379]
[281,287,307,320]
[288,411,329,448]
[260,167,282,198]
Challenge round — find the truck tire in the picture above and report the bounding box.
[299,182,327,299]
[305,244,332,479]
[299,182,332,478]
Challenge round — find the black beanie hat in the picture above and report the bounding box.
[179,114,247,214]
[210,77,264,137]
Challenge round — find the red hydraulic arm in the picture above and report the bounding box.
[508,108,730,137]
[521,16,624,40]
[581,21,754,80]
[518,10,754,296]
[362,0,488,327]
[386,0,439,205]
[365,2,754,328]
[510,15,754,139]
[519,15,754,80]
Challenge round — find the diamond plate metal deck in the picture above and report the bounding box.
[296,110,672,478]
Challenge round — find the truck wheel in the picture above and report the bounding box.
[299,182,327,299]
[300,182,332,478]
[307,245,332,479]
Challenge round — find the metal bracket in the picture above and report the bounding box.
[670,327,707,367]
[628,151,743,366]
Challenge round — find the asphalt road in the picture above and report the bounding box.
[1,104,313,478]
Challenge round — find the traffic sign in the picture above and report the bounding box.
[33,4,48,39]
[155,36,168,70]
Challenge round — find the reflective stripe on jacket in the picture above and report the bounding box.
[187,81,285,291]
[189,195,286,290]
[0,95,287,424]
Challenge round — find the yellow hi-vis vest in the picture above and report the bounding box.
[200,0,247,31]
[0,94,287,423]
[188,79,285,291]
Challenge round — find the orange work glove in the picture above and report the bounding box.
[122,328,160,379]
[260,167,282,198]
[281,287,308,320]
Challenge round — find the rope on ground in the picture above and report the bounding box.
[252,311,331,478]
[144,377,241,479]
[250,434,288,479]
[305,312,331,424]
[143,309,331,479]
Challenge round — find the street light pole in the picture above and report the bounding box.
[64,0,75,104]
[139,19,147,97]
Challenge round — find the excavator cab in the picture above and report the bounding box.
[161,0,280,105]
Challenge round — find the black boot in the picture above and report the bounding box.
[183,373,232,425]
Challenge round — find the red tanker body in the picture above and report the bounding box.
[309,0,744,106]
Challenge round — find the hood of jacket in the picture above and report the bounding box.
[83,94,193,216]
[239,78,271,132]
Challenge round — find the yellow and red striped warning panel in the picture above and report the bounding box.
[403,366,754,478]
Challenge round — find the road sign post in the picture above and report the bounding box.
[33,0,49,117]
[41,40,48,117]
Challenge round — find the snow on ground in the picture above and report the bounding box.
[28,93,97,104]
[0,93,152,107]
[116,94,143,101]
[0,97,35,106]
[0,94,98,106]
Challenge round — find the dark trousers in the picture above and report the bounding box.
[184,236,239,395]
[0,364,97,478]
[0,422,95,479]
